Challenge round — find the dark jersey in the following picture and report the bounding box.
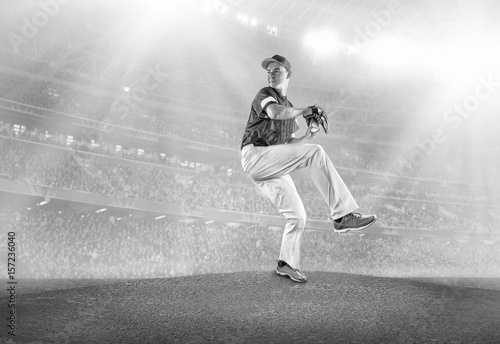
[241,87,299,149]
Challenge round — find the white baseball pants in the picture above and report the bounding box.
[241,143,358,269]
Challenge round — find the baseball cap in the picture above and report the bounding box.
[261,55,291,71]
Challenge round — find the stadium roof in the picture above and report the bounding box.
[1,0,499,85]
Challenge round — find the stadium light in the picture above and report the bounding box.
[304,30,339,56]
[365,34,500,81]
[443,36,500,74]
[365,37,426,66]
[155,215,166,220]
[95,208,107,213]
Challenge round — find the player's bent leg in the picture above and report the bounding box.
[242,143,325,181]
[243,144,358,218]
[305,144,359,217]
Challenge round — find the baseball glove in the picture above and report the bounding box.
[304,105,329,134]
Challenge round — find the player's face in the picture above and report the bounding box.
[266,62,289,90]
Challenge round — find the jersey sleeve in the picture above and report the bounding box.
[252,88,278,119]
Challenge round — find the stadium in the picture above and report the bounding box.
[0,0,499,343]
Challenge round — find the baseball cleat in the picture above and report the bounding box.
[276,261,307,283]
[333,212,377,233]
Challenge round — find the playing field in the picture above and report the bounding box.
[3,272,500,343]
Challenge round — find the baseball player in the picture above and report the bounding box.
[240,55,377,283]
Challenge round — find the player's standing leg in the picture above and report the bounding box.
[252,175,308,282]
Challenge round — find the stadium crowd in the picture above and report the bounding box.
[0,139,496,233]
[1,205,498,280]
[2,70,496,186]
[0,71,244,149]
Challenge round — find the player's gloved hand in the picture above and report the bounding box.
[304,105,328,134]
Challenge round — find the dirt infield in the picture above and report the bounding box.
[2,272,500,343]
